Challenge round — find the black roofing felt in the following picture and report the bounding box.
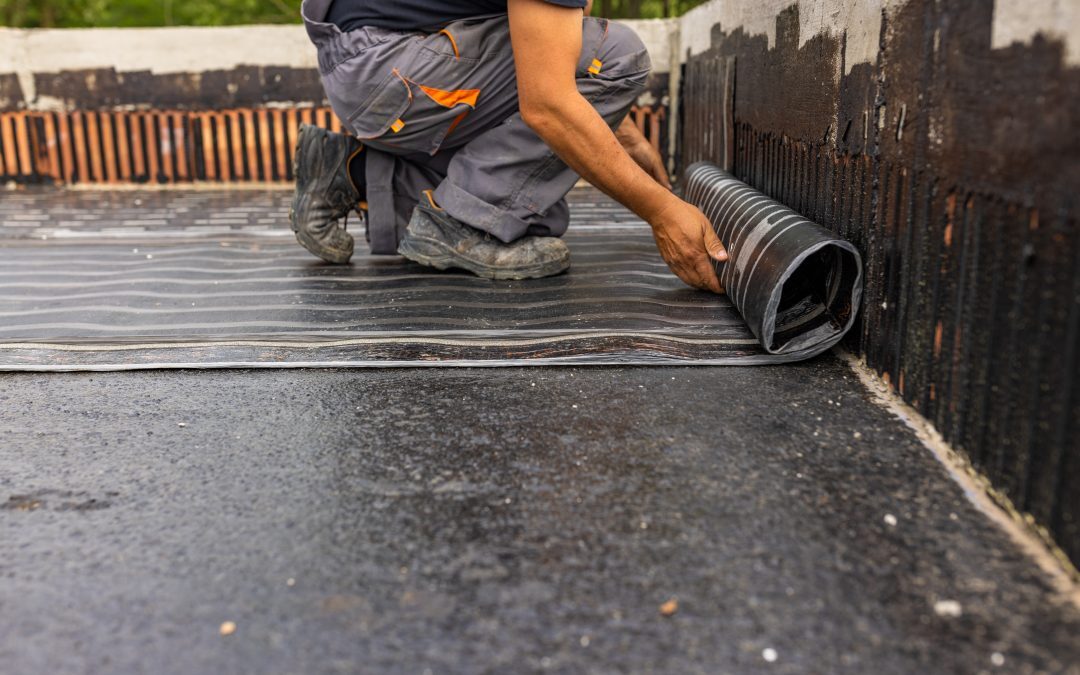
[1,187,808,369]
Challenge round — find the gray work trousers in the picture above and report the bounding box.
[301,0,651,253]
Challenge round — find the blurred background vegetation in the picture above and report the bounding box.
[0,0,710,28]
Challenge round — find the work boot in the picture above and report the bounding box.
[289,123,364,264]
[397,202,570,280]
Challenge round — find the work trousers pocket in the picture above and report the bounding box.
[331,21,504,156]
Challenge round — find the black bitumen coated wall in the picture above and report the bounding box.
[680,2,1080,566]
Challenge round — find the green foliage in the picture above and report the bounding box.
[0,0,710,28]
[595,0,710,19]
[0,0,304,27]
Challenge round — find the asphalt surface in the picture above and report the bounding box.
[2,357,1079,674]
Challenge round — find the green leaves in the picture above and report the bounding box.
[0,0,710,28]
[0,0,303,28]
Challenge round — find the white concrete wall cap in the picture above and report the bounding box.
[0,25,317,74]
[617,18,678,73]
[678,0,887,75]
[0,19,676,75]
[679,0,1080,71]
[992,0,1080,66]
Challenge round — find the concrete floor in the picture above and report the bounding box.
[1,356,1078,674]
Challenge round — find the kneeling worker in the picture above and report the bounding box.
[292,0,728,293]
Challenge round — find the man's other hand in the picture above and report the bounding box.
[648,199,728,294]
[616,117,671,189]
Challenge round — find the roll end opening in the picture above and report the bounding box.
[769,243,861,353]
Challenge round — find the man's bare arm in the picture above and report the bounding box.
[507,0,727,293]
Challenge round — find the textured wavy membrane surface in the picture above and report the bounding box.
[685,162,863,359]
[0,185,854,370]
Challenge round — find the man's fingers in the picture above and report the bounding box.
[651,201,726,294]
[694,257,723,294]
[682,269,716,294]
[672,252,723,295]
[702,222,728,262]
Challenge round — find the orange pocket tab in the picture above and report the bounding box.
[390,118,406,133]
[417,84,480,109]
[588,58,603,75]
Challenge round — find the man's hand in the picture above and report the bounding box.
[650,199,727,294]
[616,117,670,189]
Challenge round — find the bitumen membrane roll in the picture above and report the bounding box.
[684,162,863,360]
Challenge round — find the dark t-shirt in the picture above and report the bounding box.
[326,0,588,32]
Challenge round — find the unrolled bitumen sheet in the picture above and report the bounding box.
[684,162,863,360]
[0,182,859,370]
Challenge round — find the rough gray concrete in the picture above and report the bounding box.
[1,357,1078,674]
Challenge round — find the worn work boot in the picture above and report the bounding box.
[397,201,570,280]
[289,123,364,264]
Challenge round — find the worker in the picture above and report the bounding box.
[292,0,728,293]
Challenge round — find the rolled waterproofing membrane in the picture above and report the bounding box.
[0,171,861,369]
[684,162,863,360]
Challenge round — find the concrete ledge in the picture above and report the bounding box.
[0,20,676,112]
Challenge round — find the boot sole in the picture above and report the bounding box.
[292,224,354,265]
[397,234,569,280]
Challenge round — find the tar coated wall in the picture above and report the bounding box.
[679,0,1080,566]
